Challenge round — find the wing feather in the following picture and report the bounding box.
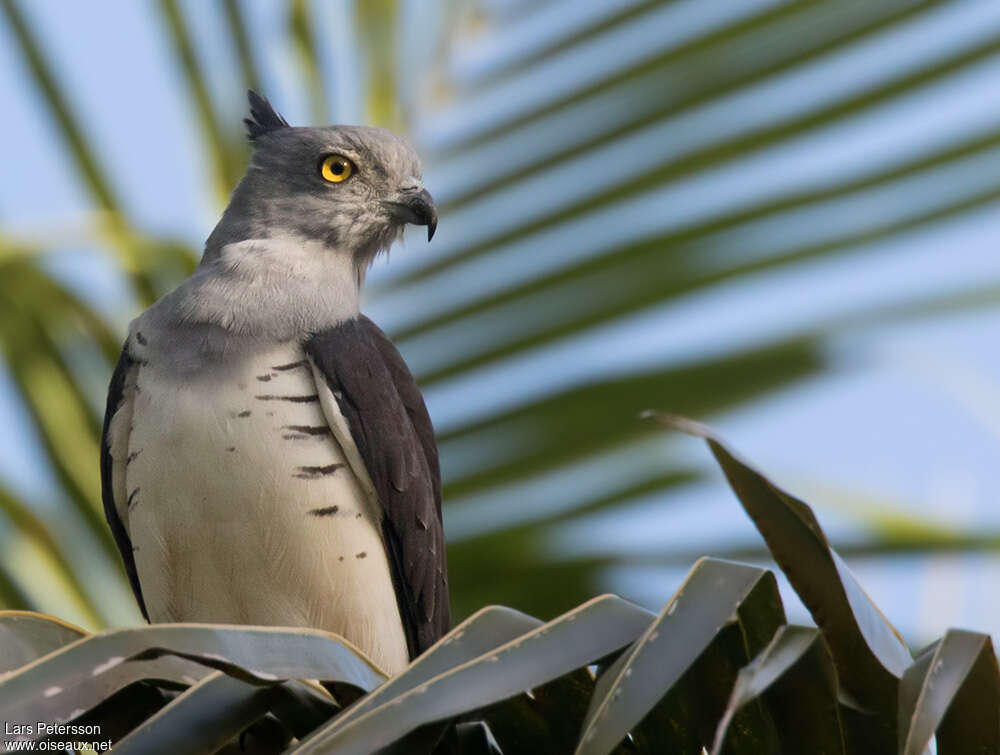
[304,317,449,656]
[100,346,148,620]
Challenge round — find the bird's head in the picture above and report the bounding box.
[207,91,436,271]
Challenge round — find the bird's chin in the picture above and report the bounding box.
[352,224,404,269]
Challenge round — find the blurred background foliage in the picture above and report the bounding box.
[2,0,1000,644]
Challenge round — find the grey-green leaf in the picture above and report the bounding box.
[113,671,324,755]
[320,605,544,735]
[293,595,655,754]
[0,610,86,675]
[0,624,383,729]
[712,625,845,755]
[899,630,1000,755]
[649,413,911,710]
[575,557,779,755]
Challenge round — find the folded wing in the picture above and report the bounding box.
[305,316,449,657]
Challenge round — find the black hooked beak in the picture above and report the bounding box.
[385,188,438,242]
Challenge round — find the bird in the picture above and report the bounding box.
[100,90,448,675]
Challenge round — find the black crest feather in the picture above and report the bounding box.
[244,90,289,142]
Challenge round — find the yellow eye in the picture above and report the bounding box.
[320,154,354,183]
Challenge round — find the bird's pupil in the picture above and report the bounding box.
[331,162,344,174]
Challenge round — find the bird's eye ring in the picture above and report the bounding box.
[319,154,354,183]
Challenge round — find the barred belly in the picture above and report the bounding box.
[117,340,409,675]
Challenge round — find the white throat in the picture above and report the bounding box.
[179,235,362,340]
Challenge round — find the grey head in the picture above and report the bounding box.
[204,91,437,271]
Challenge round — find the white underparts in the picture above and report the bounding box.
[116,339,409,675]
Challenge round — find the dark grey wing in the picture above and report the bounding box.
[361,315,442,517]
[100,346,148,620]
[304,317,449,657]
